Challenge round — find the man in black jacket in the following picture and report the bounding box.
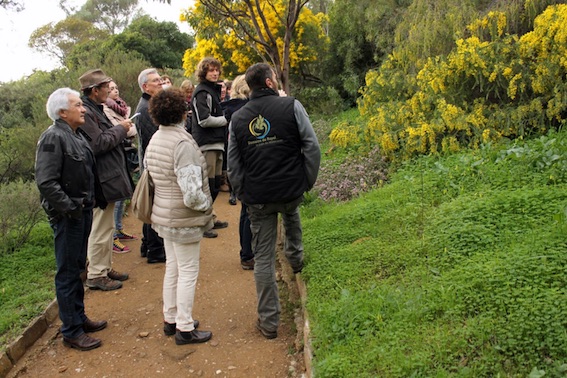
[190,57,229,238]
[35,87,107,350]
[79,69,133,291]
[228,63,321,339]
[134,68,166,263]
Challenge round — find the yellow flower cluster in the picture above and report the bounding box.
[357,4,567,163]
[329,122,360,148]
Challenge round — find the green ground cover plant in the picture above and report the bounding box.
[301,128,567,377]
[0,222,55,350]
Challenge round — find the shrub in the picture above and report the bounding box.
[359,4,567,163]
[0,180,44,255]
[295,86,346,115]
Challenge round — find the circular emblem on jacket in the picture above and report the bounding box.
[248,115,271,139]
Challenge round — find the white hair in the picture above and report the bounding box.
[46,88,80,122]
[138,68,159,92]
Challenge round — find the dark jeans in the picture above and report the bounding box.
[51,210,92,339]
[247,196,304,332]
[239,203,253,262]
[142,223,165,260]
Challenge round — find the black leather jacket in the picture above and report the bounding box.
[35,119,101,221]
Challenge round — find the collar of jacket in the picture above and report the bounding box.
[82,95,105,113]
[250,88,278,100]
[142,92,152,101]
[54,118,76,133]
[200,80,222,94]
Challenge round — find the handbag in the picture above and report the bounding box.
[131,169,154,224]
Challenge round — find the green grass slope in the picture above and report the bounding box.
[302,130,567,377]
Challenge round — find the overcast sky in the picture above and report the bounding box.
[0,0,192,83]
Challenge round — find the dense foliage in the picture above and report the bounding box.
[302,127,567,376]
[181,0,329,93]
[353,2,567,162]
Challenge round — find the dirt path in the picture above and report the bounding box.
[8,192,303,378]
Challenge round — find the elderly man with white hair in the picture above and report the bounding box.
[35,87,108,351]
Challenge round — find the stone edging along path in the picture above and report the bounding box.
[0,233,314,378]
[0,299,59,377]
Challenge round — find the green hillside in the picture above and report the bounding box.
[302,129,567,377]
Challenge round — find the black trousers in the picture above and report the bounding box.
[142,223,165,260]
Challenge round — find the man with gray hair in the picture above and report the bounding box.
[35,87,107,350]
[134,68,166,263]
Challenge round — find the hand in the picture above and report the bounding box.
[119,119,132,132]
[67,205,82,220]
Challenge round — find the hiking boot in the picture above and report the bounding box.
[107,269,129,281]
[203,230,218,238]
[256,319,277,339]
[213,220,228,229]
[115,229,137,240]
[86,276,123,291]
[241,259,254,270]
[113,238,130,253]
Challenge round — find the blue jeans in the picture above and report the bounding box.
[246,196,304,332]
[51,210,93,339]
[114,200,124,232]
[239,203,253,262]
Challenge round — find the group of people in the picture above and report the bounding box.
[34,57,321,351]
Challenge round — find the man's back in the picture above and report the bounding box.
[229,89,320,205]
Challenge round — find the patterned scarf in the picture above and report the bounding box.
[106,97,129,117]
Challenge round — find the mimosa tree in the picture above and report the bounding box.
[181,0,328,94]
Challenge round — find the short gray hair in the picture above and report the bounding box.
[138,68,158,92]
[46,88,80,122]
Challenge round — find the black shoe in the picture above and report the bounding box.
[175,329,212,345]
[83,318,107,333]
[229,193,237,205]
[147,256,166,264]
[256,319,277,339]
[292,262,304,274]
[203,230,218,238]
[164,320,199,336]
[213,220,228,229]
[63,333,101,351]
[140,243,147,258]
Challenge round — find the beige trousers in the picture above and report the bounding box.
[87,202,115,279]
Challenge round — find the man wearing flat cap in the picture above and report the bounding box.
[78,68,133,291]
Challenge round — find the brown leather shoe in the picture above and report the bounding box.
[107,269,129,281]
[83,318,107,333]
[175,329,212,345]
[63,333,101,351]
[241,259,254,270]
[86,276,122,291]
